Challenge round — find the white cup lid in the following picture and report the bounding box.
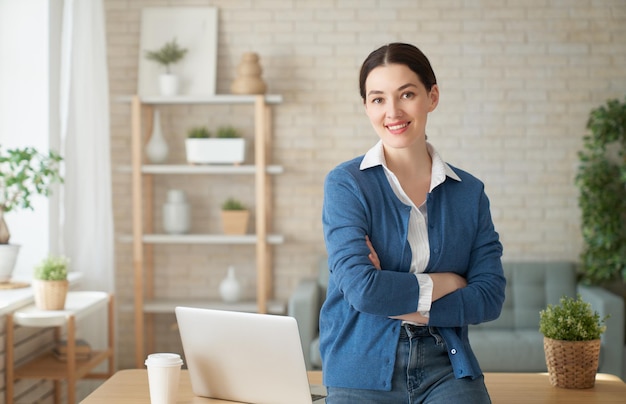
[145,353,183,367]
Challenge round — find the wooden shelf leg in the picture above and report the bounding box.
[54,381,61,404]
[67,315,76,404]
[108,294,115,375]
[5,313,14,404]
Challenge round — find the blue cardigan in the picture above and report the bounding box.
[320,155,505,391]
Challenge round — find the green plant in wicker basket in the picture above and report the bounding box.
[222,197,246,211]
[34,255,69,281]
[539,295,607,341]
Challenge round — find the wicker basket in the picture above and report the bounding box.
[543,336,601,389]
[33,279,69,310]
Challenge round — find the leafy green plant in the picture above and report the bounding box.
[187,126,211,139]
[222,197,246,211]
[34,255,69,281]
[539,295,607,341]
[216,126,241,139]
[0,146,64,244]
[144,38,188,74]
[575,96,626,284]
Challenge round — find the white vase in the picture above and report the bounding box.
[159,73,179,96]
[219,266,241,303]
[145,109,168,163]
[0,244,20,282]
[163,190,190,234]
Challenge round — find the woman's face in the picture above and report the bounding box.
[363,63,438,151]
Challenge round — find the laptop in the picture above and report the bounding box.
[175,306,326,404]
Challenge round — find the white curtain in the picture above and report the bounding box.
[59,0,114,351]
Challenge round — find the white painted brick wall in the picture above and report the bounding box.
[105,0,626,368]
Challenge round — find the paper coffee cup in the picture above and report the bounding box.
[145,353,183,404]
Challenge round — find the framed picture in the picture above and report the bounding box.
[138,7,218,96]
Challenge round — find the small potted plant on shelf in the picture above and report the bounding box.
[0,146,63,283]
[221,197,249,235]
[33,255,70,310]
[184,125,245,165]
[144,37,188,96]
[539,294,607,389]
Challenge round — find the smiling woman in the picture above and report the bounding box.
[320,43,505,403]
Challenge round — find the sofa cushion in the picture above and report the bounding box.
[471,262,577,330]
[469,329,547,372]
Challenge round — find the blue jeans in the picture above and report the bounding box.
[325,324,491,404]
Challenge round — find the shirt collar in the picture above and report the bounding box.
[360,140,461,189]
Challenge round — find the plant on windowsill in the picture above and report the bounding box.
[0,146,63,283]
[184,125,245,165]
[539,294,607,389]
[221,197,249,235]
[575,96,626,287]
[33,255,70,310]
[144,37,188,96]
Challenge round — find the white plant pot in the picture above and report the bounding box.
[0,244,20,282]
[159,74,179,96]
[185,138,246,165]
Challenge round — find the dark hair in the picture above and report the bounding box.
[359,43,437,99]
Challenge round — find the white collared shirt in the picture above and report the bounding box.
[360,140,461,316]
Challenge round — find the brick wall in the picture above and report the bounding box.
[105,0,626,368]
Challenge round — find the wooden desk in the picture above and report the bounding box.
[81,369,626,403]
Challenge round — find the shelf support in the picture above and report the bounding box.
[131,95,145,367]
[255,96,269,313]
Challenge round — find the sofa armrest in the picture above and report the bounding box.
[577,284,625,379]
[288,278,321,370]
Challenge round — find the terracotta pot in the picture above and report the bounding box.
[221,210,250,235]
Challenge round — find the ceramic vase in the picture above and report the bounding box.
[219,266,241,303]
[163,190,190,234]
[145,109,168,163]
[230,52,267,94]
[0,244,20,282]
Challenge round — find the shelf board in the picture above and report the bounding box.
[117,234,285,244]
[136,298,286,315]
[14,349,113,380]
[117,164,283,175]
[115,94,283,104]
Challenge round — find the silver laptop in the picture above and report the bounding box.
[175,306,326,404]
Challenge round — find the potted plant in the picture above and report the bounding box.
[144,37,188,96]
[575,96,626,286]
[215,126,246,164]
[539,295,607,389]
[221,197,249,235]
[184,125,245,165]
[0,146,63,282]
[33,255,70,310]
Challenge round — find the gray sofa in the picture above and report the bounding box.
[288,260,625,380]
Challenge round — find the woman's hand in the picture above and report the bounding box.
[429,273,467,301]
[366,235,381,270]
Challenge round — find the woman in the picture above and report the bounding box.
[320,43,506,403]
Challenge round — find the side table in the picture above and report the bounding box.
[4,291,114,404]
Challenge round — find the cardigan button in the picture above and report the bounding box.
[450,348,457,355]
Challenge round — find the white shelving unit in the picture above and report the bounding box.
[126,94,283,367]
